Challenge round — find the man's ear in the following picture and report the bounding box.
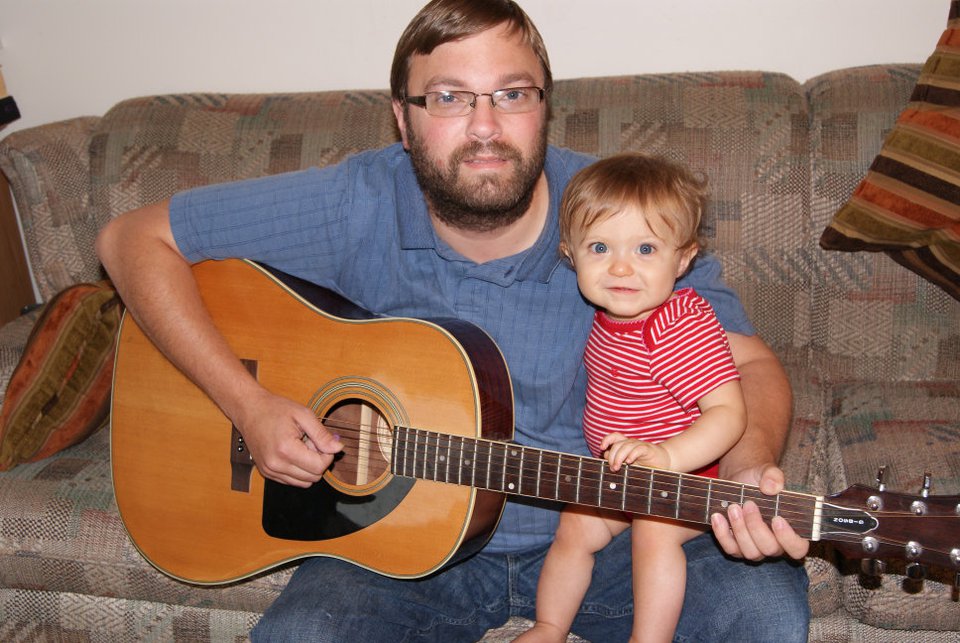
[392,100,410,150]
[676,243,699,278]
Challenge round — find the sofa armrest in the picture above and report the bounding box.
[0,117,101,302]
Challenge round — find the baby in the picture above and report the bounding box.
[518,153,747,643]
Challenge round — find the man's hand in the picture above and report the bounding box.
[710,462,810,561]
[236,388,343,488]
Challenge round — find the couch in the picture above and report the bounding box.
[0,63,957,641]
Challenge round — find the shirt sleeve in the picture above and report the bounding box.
[647,296,741,410]
[676,253,755,336]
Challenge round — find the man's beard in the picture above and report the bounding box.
[406,123,547,233]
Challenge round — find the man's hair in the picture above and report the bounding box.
[559,153,707,251]
[390,0,553,102]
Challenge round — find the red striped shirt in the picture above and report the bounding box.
[582,288,740,476]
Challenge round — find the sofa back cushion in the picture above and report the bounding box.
[83,73,812,355]
[806,65,959,382]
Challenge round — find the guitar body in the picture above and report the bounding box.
[111,259,513,584]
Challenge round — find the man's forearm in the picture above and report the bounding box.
[719,333,792,480]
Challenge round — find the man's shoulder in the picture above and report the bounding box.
[545,146,597,180]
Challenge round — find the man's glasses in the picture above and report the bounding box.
[403,87,545,117]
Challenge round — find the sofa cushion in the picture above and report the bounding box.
[0,427,291,613]
[805,64,960,383]
[820,2,960,301]
[824,380,960,631]
[0,282,121,470]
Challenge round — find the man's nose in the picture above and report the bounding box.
[466,99,502,141]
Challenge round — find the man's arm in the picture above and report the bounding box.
[96,202,342,487]
[711,332,810,560]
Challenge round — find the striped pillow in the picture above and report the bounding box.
[0,281,122,470]
[820,1,960,301]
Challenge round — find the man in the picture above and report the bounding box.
[96,0,810,640]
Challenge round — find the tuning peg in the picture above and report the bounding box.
[875,466,887,492]
[860,558,886,577]
[906,562,927,581]
[920,472,932,498]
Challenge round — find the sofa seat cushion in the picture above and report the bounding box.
[822,380,960,631]
[0,427,290,614]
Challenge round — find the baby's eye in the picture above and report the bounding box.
[637,243,656,255]
[589,242,608,254]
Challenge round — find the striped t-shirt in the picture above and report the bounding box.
[582,288,740,476]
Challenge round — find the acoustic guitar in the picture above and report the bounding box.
[110,259,960,586]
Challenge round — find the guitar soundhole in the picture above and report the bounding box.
[322,400,392,495]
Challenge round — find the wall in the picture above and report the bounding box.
[0,0,949,135]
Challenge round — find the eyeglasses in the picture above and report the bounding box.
[403,86,545,117]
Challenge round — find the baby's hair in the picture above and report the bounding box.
[559,153,707,252]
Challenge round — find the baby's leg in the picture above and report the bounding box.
[630,519,704,643]
[515,508,629,643]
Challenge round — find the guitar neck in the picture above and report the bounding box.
[392,426,822,540]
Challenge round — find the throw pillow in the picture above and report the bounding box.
[819,0,960,301]
[0,281,123,470]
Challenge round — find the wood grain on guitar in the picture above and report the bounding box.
[109,259,960,588]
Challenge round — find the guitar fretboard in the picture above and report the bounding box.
[392,426,820,539]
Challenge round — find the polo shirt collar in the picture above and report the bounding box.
[394,145,567,284]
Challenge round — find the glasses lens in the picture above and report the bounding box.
[492,87,541,113]
[426,91,472,116]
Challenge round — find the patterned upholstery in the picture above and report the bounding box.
[0,66,957,641]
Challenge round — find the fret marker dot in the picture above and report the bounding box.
[609,483,618,490]
[721,500,729,508]
[510,449,519,457]
[464,459,471,466]
[660,491,668,499]
[508,482,516,490]
[439,455,446,463]
[564,475,572,483]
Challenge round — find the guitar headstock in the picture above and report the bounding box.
[819,470,960,582]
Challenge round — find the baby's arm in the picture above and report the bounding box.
[601,380,747,473]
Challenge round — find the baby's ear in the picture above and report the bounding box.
[559,241,574,264]
[676,243,699,277]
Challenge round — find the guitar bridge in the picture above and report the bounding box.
[230,359,258,492]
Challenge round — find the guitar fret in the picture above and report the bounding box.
[411,428,419,478]
[456,436,463,486]
[598,462,605,506]
[676,475,682,519]
[392,427,401,476]
[486,441,493,490]
[517,446,525,494]
[535,450,542,498]
[705,478,713,523]
[575,458,583,503]
[621,467,628,512]
[500,448,508,491]
[554,454,562,501]
[445,435,452,483]
[647,469,654,514]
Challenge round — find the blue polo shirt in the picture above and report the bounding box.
[170,142,753,553]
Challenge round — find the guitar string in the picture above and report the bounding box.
[323,423,960,556]
[322,420,920,520]
[318,419,956,548]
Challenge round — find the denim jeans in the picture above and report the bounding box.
[251,530,809,642]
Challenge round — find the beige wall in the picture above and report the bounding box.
[0,0,949,134]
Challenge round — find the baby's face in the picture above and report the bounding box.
[564,208,697,321]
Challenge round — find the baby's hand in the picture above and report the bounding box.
[600,434,670,471]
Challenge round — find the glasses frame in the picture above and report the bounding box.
[403,86,545,117]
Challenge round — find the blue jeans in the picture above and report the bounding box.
[251,530,809,642]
